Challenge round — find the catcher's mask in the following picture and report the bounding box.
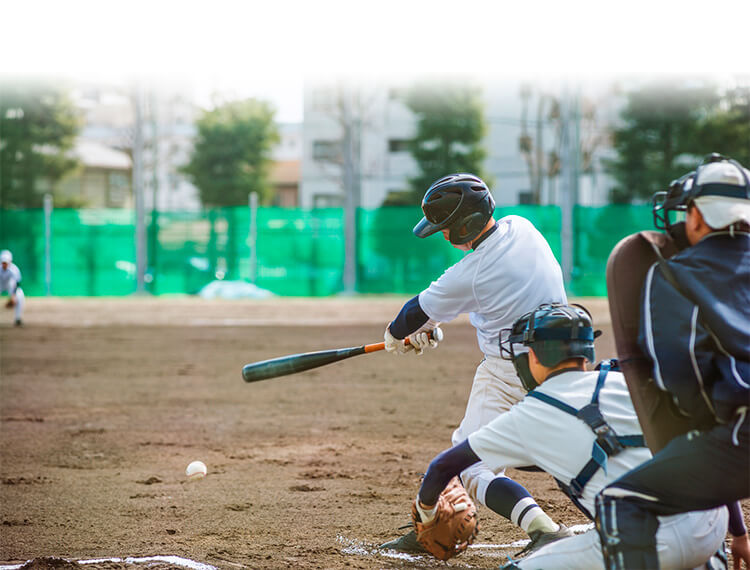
[652,153,750,233]
[413,173,495,245]
[499,303,600,392]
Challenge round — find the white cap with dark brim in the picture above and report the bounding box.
[694,195,750,229]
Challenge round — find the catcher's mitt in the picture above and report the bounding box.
[411,476,479,560]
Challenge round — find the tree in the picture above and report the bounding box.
[182,98,279,207]
[605,80,719,203]
[181,98,279,282]
[383,81,488,205]
[696,83,750,167]
[0,80,81,208]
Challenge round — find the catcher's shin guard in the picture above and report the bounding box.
[595,492,659,570]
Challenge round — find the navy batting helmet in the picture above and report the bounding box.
[413,173,495,245]
[500,303,599,392]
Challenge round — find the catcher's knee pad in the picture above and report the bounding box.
[595,492,659,570]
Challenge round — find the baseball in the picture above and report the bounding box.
[186,460,207,480]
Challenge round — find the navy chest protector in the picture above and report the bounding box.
[527,361,646,518]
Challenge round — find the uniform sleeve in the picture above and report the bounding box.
[418,260,479,323]
[388,295,430,339]
[467,407,535,472]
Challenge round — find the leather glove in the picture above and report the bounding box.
[411,477,479,560]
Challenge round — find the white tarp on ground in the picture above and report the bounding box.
[198,280,275,300]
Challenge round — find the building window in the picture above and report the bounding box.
[312,140,341,162]
[388,139,411,153]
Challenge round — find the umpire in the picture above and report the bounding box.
[597,154,750,569]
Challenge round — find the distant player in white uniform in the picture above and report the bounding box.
[380,174,572,554]
[410,303,727,568]
[0,249,24,327]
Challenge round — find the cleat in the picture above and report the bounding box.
[515,524,575,557]
[14,319,22,327]
[379,529,426,553]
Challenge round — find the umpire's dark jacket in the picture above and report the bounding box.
[639,231,750,428]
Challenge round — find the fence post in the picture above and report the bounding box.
[248,192,258,283]
[44,193,52,296]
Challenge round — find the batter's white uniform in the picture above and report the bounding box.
[418,215,567,509]
[468,369,727,569]
[0,261,25,323]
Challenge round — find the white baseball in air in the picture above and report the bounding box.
[434,328,444,342]
[186,460,207,480]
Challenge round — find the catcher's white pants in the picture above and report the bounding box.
[452,356,526,506]
[515,507,727,570]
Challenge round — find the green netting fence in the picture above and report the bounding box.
[0,205,653,297]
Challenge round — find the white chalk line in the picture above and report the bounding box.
[337,523,595,561]
[0,555,217,570]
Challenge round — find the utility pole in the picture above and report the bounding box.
[132,84,147,294]
[148,89,159,293]
[341,85,361,295]
[559,86,580,288]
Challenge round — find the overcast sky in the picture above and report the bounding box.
[3,0,749,123]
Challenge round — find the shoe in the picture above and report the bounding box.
[515,524,574,557]
[379,529,426,553]
[14,319,22,327]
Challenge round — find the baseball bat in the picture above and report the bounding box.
[241,329,442,383]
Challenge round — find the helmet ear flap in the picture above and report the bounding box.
[449,211,489,244]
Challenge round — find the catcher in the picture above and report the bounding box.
[598,153,749,569]
[407,303,727,567]
[0,249,24,327]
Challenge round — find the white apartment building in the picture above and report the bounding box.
[301,77,619,209]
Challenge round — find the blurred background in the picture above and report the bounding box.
[1,2,748,300]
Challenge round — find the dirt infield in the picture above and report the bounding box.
[0,298,744,569]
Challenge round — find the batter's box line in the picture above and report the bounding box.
[0,555,217,570]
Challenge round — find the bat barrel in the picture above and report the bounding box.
[242,346,367,383]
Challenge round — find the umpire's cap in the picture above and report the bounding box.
[413,173,495,245]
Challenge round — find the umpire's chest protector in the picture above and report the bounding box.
[639,233,750,424]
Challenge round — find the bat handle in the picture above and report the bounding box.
[363,329,439,353]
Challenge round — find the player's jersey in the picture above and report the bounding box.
[468,369,652,517]
[418,215,566,357]
[0,263,22,293]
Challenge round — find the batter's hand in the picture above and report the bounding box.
[409,326,443,355]
[384,327,414,355]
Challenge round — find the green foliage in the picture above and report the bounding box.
[697,84,750,167]
[182,99,280,207]
[0,80,81,208]
[606,79,750,204]
[386,82,488,205]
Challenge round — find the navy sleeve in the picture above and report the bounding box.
[418,440,480,506]
[389,294,430,339]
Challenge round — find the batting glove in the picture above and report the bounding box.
[384,326,413,355]
[408,324,444,355]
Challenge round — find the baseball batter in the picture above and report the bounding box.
[0,249,24,326]
[411,303,727,568]
[596,154,750,569]
[380,174,571,553]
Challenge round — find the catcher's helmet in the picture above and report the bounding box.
[500,303,599,392]
[652,153,750,231]
[413,173,495,245]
